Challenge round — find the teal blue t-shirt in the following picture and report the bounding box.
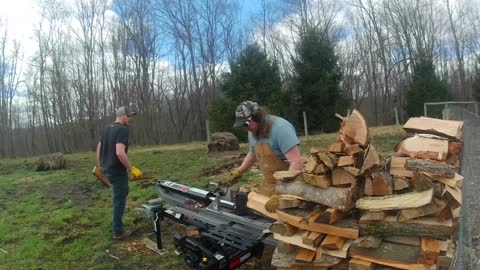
[248,115,299,161]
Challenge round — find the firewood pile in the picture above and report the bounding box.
[247,111,464,270]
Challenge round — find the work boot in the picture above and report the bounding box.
[112,230,131,240]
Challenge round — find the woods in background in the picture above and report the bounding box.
[1,0,480,157]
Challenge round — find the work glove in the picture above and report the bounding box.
[226,168,243,185]
[265,195,280,213]
[130,165,143,178]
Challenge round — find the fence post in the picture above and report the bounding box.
[394,107,399,126]
[424,103,428,117]
[347,109,351,117]
[303,111,308,140]
[206,120,211,144]
[475,103,479,116]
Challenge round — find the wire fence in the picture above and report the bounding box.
[449,104,480,270]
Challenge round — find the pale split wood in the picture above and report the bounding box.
[390,156,414,177]
[395,135,449,161]
[270,222,299,236]
[321,235,346,250]
[342,166,360,176]
[426,172,463,188]
[402,116,463,140]
[318,239,353,258]
[305,156,320,174]
[345,144,362,156]
[332,168,355,186]
[360,145,380,174]
[327,142,346,153]
[441,185,462,208]
[335,109,369,146]
[349,258,374,270]
[303,173,332,189]
[359,211,385,222]
[337,156,356,167]
[295,248,316,262]
[393,176,410,191]
[318,152,335,169]
[275,232,317,251]
[356,189,433,211]
[274,170,302,181]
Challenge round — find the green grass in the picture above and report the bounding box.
[0,126,403,270]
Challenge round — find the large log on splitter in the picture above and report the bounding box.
[276,180,357,211]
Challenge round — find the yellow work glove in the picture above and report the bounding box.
[265,195,280,213]
[226,168,243,185]
[130,165,143,178]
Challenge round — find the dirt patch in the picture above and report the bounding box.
[43,182,96,207]
[199,153,246,178]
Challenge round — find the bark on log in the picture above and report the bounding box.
[276,180,356,211]
[405,158,455,178]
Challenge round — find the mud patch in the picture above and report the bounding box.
[199,153,246,178]
[43,182,96,207]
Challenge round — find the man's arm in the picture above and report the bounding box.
[238,151,257,173]
[116,143,133,171]
[285,145,303,171]
[96,142,102,167]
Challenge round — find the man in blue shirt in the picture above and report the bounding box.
[227,101,303,196]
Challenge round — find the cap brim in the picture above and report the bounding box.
[233,118,247,128]
[127,112,137,117]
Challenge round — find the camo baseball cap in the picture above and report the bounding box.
[116,106,137,117]
[233,101,259,128]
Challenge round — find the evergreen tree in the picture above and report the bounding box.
[209,44,286,139]
[406,59,450,117]
[291,27,347,132]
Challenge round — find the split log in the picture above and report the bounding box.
[310,146,323,154]
[390,156,414,178]
[321,235,346,250]
[318,152,336,169]
[276,180,356,211]
[303,173,331,189]
[360,216,455,239]
[274,170,302,181]
[305,156,320,174]
[364,171,393,196]
[419,238,439,265]
[395,135,449,160]
[350,242,424,269]
[36,152,66,171]
[356,189,433,211]
[402,116,463,140]
[360,145,380,174]
[359,211,385,222]
[337,156,356,167]
[332,168,355,186]
[315,208,345,224]
[441,185,462,208]
[398,202,440,222]
[405,158,455,178]
[426,172,463,188]
[92,166,111,188]
[393,176,410,191]
[295,248,316,262]
[278,197,302,209]
[335,109,369,147]
[328,142,345,153]
[313,163,329,175]
[345,144,362,156]
[319,239,353,258]
[353,236,382,249]
[302,231,324,247]
[349,258,374,270]
[412,172,434,192]
[270,222,298,236]
[342,166,360,176]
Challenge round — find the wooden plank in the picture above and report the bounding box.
[332,168,356,186]
[274,170,302,181]
[321,235,346,250]
[395,135,449,161]
[349,258,374,270]
[390,156,415,178]
[356,189,433,211]
[405,158,455,178]
[276,180,356,211]
[303,173,332,189]
[275,232,317,251]
[276,210,359,239]
[337,156,356,167]
[402,116,463,140]
[350,253,430,270]
[320,239,353,258]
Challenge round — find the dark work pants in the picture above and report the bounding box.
[104,172,129,234]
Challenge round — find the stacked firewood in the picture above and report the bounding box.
[246,111,464,270]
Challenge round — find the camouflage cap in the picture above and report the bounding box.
[233,101,259,128]
[116,106,137,117]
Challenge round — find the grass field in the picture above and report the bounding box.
[0,125,404,270]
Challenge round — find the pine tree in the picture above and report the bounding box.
[406,59,450,117]
[209,44,285,138]
[291,27,347,132]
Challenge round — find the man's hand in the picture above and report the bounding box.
[130,165,143,178]
[226,168,243,185]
